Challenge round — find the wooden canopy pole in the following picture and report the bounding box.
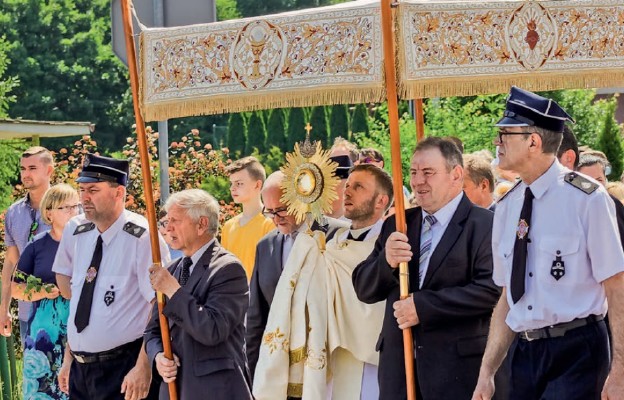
[415,98,425,142]
[120,1,178,398]
[379,0,417,399]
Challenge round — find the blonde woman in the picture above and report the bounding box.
[13,183,80,400]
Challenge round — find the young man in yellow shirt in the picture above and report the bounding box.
[221,156,275,280]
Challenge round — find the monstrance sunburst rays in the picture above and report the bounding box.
[280,141,339,225]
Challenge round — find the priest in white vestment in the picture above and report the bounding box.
[253,164,395,400]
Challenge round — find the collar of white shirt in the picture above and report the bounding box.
[186,238,216,274]
[422,191,464,229]
[339,218,384,242]
[99,209,130,246]
[524,159,562,200]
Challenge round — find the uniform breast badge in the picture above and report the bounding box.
[551,251,565,280]
[85,266,98,283]
[516,219,529,239]
[104,286,115,306]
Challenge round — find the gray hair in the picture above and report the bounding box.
[164,189,220,235]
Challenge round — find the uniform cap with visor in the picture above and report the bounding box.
[496,86,575,133]
[76,154,129,186]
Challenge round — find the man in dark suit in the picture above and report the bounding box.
[246,171,348,379]
[353,138,504,400]
[145,189,252,400]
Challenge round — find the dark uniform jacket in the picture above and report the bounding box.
[246,217,348,379]
[144,241,252,400]
[352,195,506,400]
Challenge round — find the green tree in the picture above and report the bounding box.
[286,107,306,151]
[597,98,624,180]
[0,35,22,211]
[0,37,18,117]
[267,108,287,152]
[227,113,247,156]
[424,95,506,153]
[350,103,369,137]
[246,111,267,154]
[309,106,329,146]
[329,104,349,144]
[216,0,242,20]
[237,0,348,18]
[0,0,131,151]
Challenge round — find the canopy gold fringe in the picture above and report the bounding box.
[140,85,385,121]
[398,69,624,99]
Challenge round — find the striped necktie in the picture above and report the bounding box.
[419,214,437,288]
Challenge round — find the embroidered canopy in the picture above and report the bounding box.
[139,0,624,121]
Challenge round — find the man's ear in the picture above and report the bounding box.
[197,216,209,234]
[376,193,390,211]
[452,165,464,183]
[529,132,542,151]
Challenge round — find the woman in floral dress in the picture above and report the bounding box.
[13,184,80,399]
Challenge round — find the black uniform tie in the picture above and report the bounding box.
[180,257,192,286]
[511,188,534,304]
[75,236,103,333]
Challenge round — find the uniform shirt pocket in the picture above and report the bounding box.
[536,236,581,284]
[93,275,130,316]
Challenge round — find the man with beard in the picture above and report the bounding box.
[53,154,170,400]
[325,163,393,400]
[253,166,393,400]
[1,147,54,342]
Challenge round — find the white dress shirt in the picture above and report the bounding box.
[419,192,464,288]
[53,210,171,352]
[493,160,624,332]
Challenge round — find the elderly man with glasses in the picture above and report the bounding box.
[246,171,348,382]
[473,87,624,400]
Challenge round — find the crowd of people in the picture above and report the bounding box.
[1,86,624,399]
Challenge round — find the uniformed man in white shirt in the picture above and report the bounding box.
[472,87,624,400]
[53,154,170,400]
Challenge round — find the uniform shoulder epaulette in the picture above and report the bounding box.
[496,179,522,203]
[564,172,599,195]
[73,222,96,235]
[123,221,146,238]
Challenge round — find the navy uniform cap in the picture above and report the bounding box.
[76,154,130,186]
[496,86,574,133]
[330,155,353,179]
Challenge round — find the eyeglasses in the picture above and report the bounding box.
[55,204,82,213]
[157,219,169,228]
[358,156,380,164]
[494,129,532,144]
[262,207,289,219]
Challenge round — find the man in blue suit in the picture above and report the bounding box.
[145,189,252,400]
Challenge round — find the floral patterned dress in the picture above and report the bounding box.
[18,233,70,400]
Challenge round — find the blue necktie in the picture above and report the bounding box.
[419,215,437,288]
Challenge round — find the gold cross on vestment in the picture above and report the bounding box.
[304,123,313,135]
